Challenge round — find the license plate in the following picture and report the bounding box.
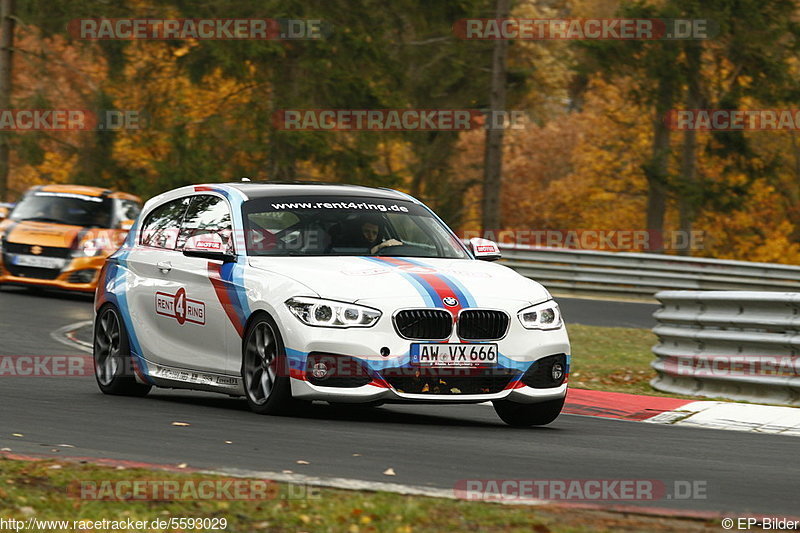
[410,343,498,367]
[12,254,66,269]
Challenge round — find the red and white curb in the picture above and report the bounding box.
[565,389,800,436]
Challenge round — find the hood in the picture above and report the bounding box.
[248,255,550,308]
[1,219,84,248]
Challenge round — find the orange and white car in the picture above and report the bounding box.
[0,184,141,293]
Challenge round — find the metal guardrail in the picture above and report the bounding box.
[650,291,800,405]
[497,244,800,297]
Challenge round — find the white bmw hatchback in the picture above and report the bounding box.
[93,182,570,426]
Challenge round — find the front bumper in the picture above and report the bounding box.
[277,302,570,404]
[0,255,105,293]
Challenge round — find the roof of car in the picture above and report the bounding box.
[34,184,140,202]
[220,181,415,202]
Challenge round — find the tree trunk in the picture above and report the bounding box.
[678,42,701,255]
[481,0,510,233]
[644,75,674,252]
[0,0,15,202]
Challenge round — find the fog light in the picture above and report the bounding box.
[311,362,329,380]
[68,269,97,284]
[551,362,564,382]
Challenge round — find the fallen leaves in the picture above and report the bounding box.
[171,422,191,427]
[382,468,396,476]
[296,460,310,465]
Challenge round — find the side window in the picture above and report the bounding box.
[140,198,189,250]
[179,195,234,253]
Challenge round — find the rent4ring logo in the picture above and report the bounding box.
[155,288,205,326]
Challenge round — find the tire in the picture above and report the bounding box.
[241,313,304,415]
[93,304,151,397]
[493,396,565,427]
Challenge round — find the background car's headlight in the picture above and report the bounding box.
[72,232,114,258]
[286,297,381,328]
[72,238,104,257]
[518,301,562,330]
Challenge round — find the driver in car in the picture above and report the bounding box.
[359,215,403,255]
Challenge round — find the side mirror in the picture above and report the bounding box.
[183,234,236,263]
[470,237,501,261]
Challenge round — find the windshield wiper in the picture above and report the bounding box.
[18,217,67,224]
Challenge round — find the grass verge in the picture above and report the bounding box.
[0,457,723,532]
[566,323,675,397]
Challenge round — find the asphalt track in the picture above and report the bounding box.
[0,286,796,516]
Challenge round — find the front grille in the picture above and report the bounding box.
[4,242,72,258]
[394,309,452,340]
[521,354,568,389]
[457,310,510,340]
[3,259,62,280]
[381,367,518,395]
[305,353,373,388]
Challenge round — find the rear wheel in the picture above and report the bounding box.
[93,305,151,397]
[493,397,565,427]
[241,314,303,415]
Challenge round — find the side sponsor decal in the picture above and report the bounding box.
[150,364,241,390]
[155,287,206,326]
[208,261,248,337]
[194,240,223,250]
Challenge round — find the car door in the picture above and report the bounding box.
[124,196,190,368]
[153,194,235,375]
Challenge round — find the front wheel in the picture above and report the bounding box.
[241,314,304,415]
[93,305,151,397]
[493,397,565,427]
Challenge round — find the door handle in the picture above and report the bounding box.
[157,261,172,273]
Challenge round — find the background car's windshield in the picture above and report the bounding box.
[10,191,112,228]
[243,196,469,259]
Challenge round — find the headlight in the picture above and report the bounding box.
[72,238,105,257]
[517,301,562,330]
[72,232,114,258]
[286,297,382,328]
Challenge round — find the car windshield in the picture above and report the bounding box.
[10,191,113,228]
[243,196,469,259]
